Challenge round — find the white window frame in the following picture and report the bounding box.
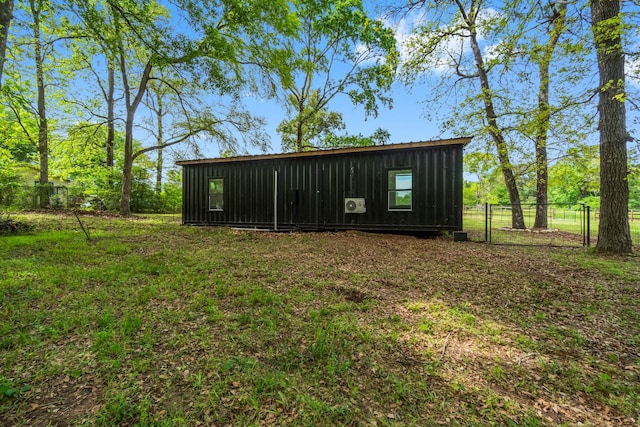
[387,168,413,211]
[208,178,224,211]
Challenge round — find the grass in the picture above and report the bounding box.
[1,212,639,426]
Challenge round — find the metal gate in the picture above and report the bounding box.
[486,203,591,247]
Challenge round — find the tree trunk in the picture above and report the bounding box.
[120,60,153,215]
[533,2,566,229]
[296,117,303,152]
[295,93,305,152]
[467,26,525,229]
[31,0,48,208]
[591,0,632,253]
[155,94,163,194]
[121,110,134,215]
[106,57,115,169]
[0,0,13,87]
[533,133,548,229]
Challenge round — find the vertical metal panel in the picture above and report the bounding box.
[181,144,465,231]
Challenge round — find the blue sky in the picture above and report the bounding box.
[232,0,638,158]
[225,3,447,156]
[244,80,443,154]
[9,0,637,165]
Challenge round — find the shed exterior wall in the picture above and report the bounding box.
[180,143,464,232]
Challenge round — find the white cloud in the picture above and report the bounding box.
[387,9,424,64]
[626,31,640,87]
[353,13,414,67]
[482,40,504,63]
[354,42,380,66]
[391,6,505,76]
[628,56,640,87]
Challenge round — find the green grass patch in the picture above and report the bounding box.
[0,212,638,426]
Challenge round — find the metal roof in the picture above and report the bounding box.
[176,137,472,166]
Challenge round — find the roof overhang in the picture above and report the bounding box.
[175,137,473,166]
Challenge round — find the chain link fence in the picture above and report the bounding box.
[0,184,91,210]
[464,204,640,247]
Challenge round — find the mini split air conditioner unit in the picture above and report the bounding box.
[344,197,366,214]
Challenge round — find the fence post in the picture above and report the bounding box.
[485,202,488,243]
[586,205,591,247]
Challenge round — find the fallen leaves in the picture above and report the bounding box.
[1,215,639,426]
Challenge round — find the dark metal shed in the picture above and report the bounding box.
[177,137,471,232]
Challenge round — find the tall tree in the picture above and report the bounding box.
[277,89,345,151]
[590,0,632,253]
[65,2,123,180]
[142,73,266,196]
[29,0,49,207]
[504,0,593,228]
[115,22,149,215]
[147,82,165,194]
[69,0,180,213]
[401,0,526,229]
[3,0,69,207]
[105,55,115,169]
[529,0,567,229]
[71,0,294,215]
[143,75,191,195]
[277,0,398,152]
[0,0,13,86]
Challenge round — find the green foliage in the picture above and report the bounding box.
[0,103,40,206]
[277,0,398,152]
[51,124,120,192]
[461,142,638,210]
[548,145,600,206]
[464,151,503,205]
[1,0,394,212]
[277,90,346,151]
[0,147,20,206]
[629,167,640,209]
[0,103,37,163]
[0,0,314,213]
[400,0,596,225]
[156,169,182,213]
[324,128,390,149]
[277,89,392,151]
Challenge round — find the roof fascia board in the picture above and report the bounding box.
[176,137,473,166]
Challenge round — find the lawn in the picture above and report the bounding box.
[1,212,639,426]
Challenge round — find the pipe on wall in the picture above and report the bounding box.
[274,170,278,231]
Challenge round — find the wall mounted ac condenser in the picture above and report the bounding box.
[344,198,366,214]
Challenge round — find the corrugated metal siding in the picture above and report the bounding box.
[181,144,464,232]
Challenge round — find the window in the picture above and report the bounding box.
[209,178,224,211]
[388,169,413,211]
